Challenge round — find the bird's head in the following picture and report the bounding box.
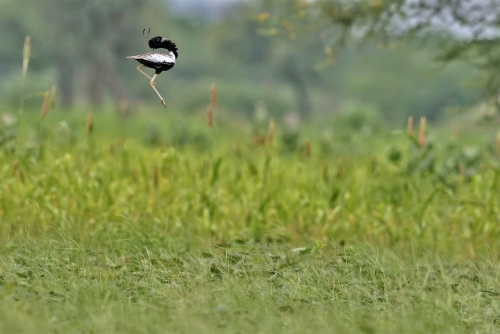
[148,36,164,50]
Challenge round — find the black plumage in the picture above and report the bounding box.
[148,36,179,59]
[127,36,178,108]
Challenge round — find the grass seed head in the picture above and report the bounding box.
[496,133,500,158]
[418,117,426,147]
[407,115,413,138]
[40,91,49,120]
[305,140,311,158]
[49,85,57,109]
[268,118,275,141]
[22,35,31,77]
[86,113,94,134]
[210,83,217,108]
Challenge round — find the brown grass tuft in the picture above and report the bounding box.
[305,140,311,158]
[210,83,217,108]
[407,116,413,138]
[86,113,94,134]
[418,117,426,147]
[496,133,500,158]
[268,118,275,142]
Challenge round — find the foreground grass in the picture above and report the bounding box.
[3,240,500,333]
[1,110,500,333]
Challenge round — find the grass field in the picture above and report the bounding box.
[1,108,500,333]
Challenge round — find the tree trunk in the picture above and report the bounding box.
[283,57,312,120]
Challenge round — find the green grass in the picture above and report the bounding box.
[1,109,500,333]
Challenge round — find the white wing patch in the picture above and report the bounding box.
[127,52,176,64]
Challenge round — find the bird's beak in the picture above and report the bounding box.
[161,38,168,43]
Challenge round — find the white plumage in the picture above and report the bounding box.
[127,51,176,65]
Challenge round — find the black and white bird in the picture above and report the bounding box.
[127,36,178,108]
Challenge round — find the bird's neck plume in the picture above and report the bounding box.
[161,39,178,59]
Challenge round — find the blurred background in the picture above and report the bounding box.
[0,0,492,126]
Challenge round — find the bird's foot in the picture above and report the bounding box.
[161,99,167,108]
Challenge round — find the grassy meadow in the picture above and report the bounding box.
[1,106,500,333]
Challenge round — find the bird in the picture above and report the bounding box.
[127,36,178,108]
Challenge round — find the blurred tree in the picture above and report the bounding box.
[214,2,325,119]
[44,0,149,106]
[0,0,152,107]
[0,0,482,119]
[259,0,500,107]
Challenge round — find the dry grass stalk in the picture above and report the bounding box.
[407,116,413,138]
[40,91,49,120]
[496,133,500,157]
[268,118,275,142]
[19,35,31,114]
[206,105,213,128]
[418,117,426,147]
[49,85,57,109]
[305,140,311,158]
[210,83,217,108]
[86,113,94,134]
[153,165,159,190]
[22,36,31,78]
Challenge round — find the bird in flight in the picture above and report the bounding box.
[127,32,178,108]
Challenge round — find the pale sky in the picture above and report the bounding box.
[168,0,246,19]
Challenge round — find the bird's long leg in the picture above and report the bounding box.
[136,65,152,80]
[149,74,167,108]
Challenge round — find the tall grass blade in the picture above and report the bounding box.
[18,35,31,114]
[40,91,49,120]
